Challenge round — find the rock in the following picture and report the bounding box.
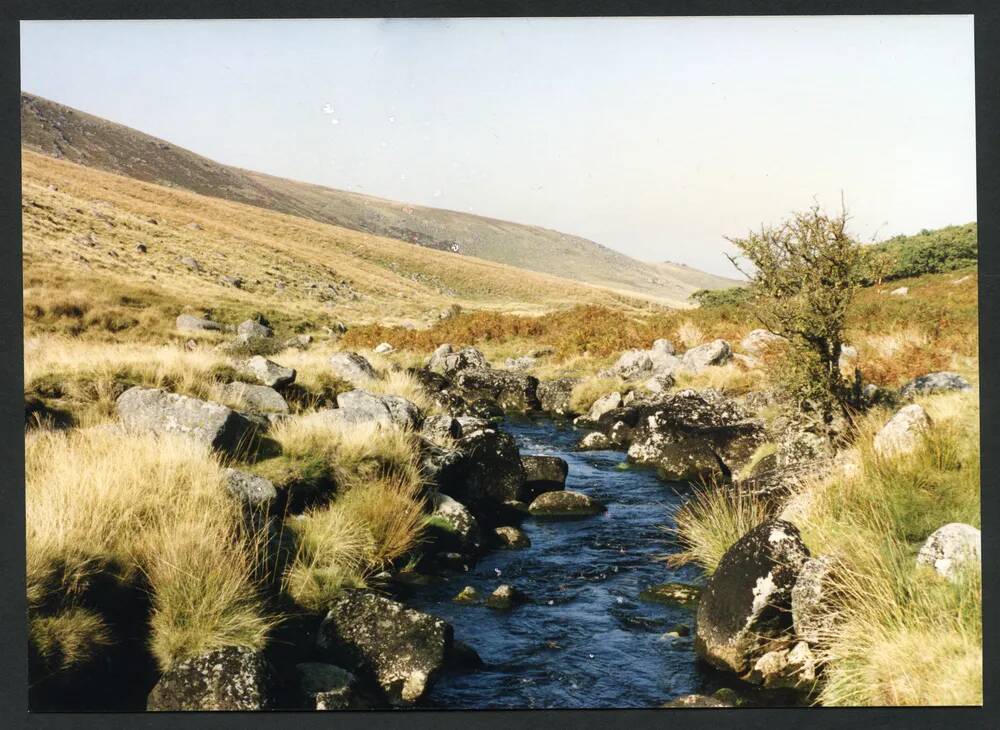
[454,416,491,434]
[639,582,700,607]
[221,382,289,415]
[447,640,484,671]
[643,374,675,393]
[284,333,313,350]
[317,591,452,705]
[135,243,148,253]
[146,646,273,711]
[238,319,273,338]
[504,355,537,370]
[224,468,278,510]
[578,432,612,450]
[493,525,531,549]
[663,694,733,708]
[521,454,568,497]
[952,275,972,284]
[485,584,526,610]
[740,329,787,355]
[446,427,526,507]
[889,286,909,296]
[611,350,654,380]
[900,371,972,399]
[421,414,461,442]
[329,352,377,386]
[652,338,675,355]
[681,339,732,371]
[295,662,363,710]
[791,555,837,646]
[117,386,259,455]
[916,523,981,581]
[649,350,683,376]
[528,490,605,519]
[374,342,394,354]
[694,520,810,674]
[873,404,930,456]
[220,275,243,289]
[179,256,201,271]
[453,586,480,604]
[587,391,622,421]
[451,368,540,412]
[537,378,580,416]
[429,345,488,375]
[628,438,727,483]
[176,313,223,332]
[746,641,816,690]
[240,355,295,389]
[429,492,481,552]
[333,390,422,430]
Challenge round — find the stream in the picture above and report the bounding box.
[405,415,718,709]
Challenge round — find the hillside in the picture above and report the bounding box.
[20,92,737,305]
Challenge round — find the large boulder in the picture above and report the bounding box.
[916,523,981,581]
[176,313,223,332]
[329,390,422,430]
[585,391,622,422]
[444,427,526,508]
[428,491,481,553]
[451,368,540,412]
[537,377,580,416]
[611,350,654,380]
[628,437,727,483]
[873,404,930,457]
[329,352,377,386]
[521,454,568,498]
[528,490,605,519]
[429,345,489,375]
[740,329,787,356]
[241,356,296,389]
[221,382,289,415]
[146,646,273,711]
[695,520,810,675]
[900,371,972,399]
[316,591,452,705]
[681,339,732,372]
[117,386,259,455]
[791,555,837,646]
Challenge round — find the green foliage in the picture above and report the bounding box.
[865,223,977,283]
[689,287,751,308]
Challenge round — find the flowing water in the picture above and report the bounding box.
[405,415,718,709]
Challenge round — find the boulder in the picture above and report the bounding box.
[889,286,909,296]
[521,454,568,497]
[237,319,271,338]
[329,352,377,386]
[146,646,273,711]
[611,350,654,380]
[485,584,527,610]
[224,468,278,510]
[295,662,364,710]
[916,523,981,581]
[117,386,259,455]
[900,371,972,399]
[586,391,622,422]
[643,374,675,393]
[746,641,816,690]
[537,378,580,416]
[493,525,531,549]
[578,432,612,450]
[429,346,489,375]
[451,368,540,412]
[740,329,787,356]
[285,334,313,350]
[652,338,675,355]
[446,427,526,507]
[429,492,481,553]
[663,694,733,708]
[791,555,837,646]
[421,414,461,442]
[455,416,491,434]
[179,256,201,271]
[528,490,605,519]
[374,342,394,354]
[873,404,930,456]
[241,356,296,389]
[333,390,422,430]
[649,350,683,376]
[681,339,732,371]
[628,438,727,484]
[221,382,289,415]
[176,313,223,332]
[317,591,452,705]
[504,355,537,370]
[694,520,810,674]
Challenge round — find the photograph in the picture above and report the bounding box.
[18,14,981,712]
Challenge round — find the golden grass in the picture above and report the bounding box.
[30,607,113,671]
[569,375,629,414]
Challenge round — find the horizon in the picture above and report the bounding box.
[20,17,977,277]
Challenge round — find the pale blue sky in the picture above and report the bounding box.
[21,17,976,276]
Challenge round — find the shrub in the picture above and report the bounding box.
[689,287,751,308]
[865,223,977,282]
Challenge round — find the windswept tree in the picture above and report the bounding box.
[726,204,866,416]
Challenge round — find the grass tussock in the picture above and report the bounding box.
[30,607,113,671]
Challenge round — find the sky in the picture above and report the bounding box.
[20,17,976,277]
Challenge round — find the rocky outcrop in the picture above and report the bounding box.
[528,490,605,519]
[176,313,223,332]
[900,371,972,399]
[746,642,817,691]
[221,382,289,415]
[240,355,296,389]
[316,591,452,705]
[117,386,259,455]
[521,455,568,498]
[916,523,981,581]
[451,368,540,412]
[627,437,728,483]
[146,646,273,711]
[694,520,809,675]
[537,378,580,416]
[681,339,732,372]
[328,352,377,386]
[873,404,930,456]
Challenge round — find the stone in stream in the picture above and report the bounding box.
[528,489,605,519]
[537,377,580,416]
[117,386,260,455]
[521,454,568,499]
[428,492,481,553]
[639,582,700,608]
[628,437,728,484]
[578,431,612,450]
[694,520,809,675]
[295,662,364,710]
[316,590,452,706]
[451,368,541,412]
[453,586,481,604]
[445,427,526,508]
[485,584,527,610]
[493,525,531,549]
[240,355,296,389]
[146,646,274,711]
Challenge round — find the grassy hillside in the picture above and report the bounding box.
[21,92,737,305]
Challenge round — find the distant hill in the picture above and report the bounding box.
[21,92,738,306]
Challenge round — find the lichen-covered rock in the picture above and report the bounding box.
[224,468,278,510]
[485,584,527,610]
[586,391,622,422]
[241,355,295,389]
[746,641,816,690]
[537,377,580,416]
[421,414,461,442]
[695,520,810,675]
[521,454,568,498]
[429,345,489,375]
[117,386,259,455]
[652,338,675,355]
[873,404,930,456]
[611,349,655,379]
[578,431,612,450]
[916,523,981,581]
[493,525,531,549]
[643,374,675,393]
[317,591,452,705]
[740,329,787,355]
[330,390,422,430]
[639,582,700,607]
[237,319,273,339]
[900,371,972,399]
[453,586,480,604]
[221,382,289,414]
[681,339,732,371]
[295,662,363,710]
[791,555,837,646]
[451,368,540,412]
[429,492,481,553]
[628,437,727,483]
[528,489,605,519]
[328,351,377,386]
[146,646,273,711]
[176,313,223,332]
[446,427,526,508]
